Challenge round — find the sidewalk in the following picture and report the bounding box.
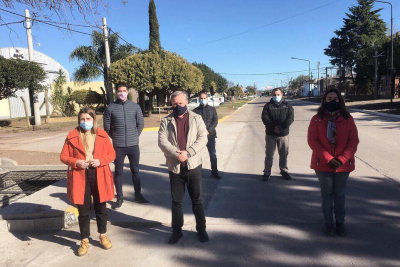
[0,100,253,233]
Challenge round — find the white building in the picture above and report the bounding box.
[0,47,70,119]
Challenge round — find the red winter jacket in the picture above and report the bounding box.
[307,114,359,173]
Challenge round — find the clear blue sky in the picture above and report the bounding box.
[0,0,396,89]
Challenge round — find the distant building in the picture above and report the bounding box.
[380,76,399,99]
[0,47,70,119]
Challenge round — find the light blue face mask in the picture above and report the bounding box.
[272,96,282,102]
[200,99,207,106]
[80,121,93,131]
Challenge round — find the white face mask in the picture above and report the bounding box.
[117,92,128,101]
[272,96,282,102]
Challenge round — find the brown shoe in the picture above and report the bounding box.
[99,234,112,250]
[77,239,89,256]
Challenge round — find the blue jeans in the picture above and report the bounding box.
[206,137,218,174]
[114,145,141,198]
[316,171,349,224]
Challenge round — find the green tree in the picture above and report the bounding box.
[51,69,75,116]
[70,30,139,104]
[0,56,46,100]
[290,75,309,91]
[325,0,386,95]
[149,0,161,52]
[245,85,257,95]
[110,50,203,115]
[192,62,228,94]
[228,85,244,97]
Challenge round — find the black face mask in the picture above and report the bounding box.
[324,100,340,112]
[172,105,187,117]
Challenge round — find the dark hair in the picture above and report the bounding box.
[272,88,282,94]
[115,82,128,91]
[317,88,349,118]
[199,91,207,97]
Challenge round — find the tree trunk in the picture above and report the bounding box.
[20,96,31,128]
[148,94,154,116]
[45,88,51,123]
[104,74,114,105]
[139,92,145,115]
[157,92,166,106]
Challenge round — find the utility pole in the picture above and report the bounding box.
[102,17,113,104]
[326,67,328,91]
[317,61,320,96]
[376,1,394,107]
[374,46,379,100]
[25,9,41,126]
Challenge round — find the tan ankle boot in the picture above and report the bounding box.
[99,234,112,250]
[78,239,89,256]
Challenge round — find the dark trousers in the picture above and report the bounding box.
[169,165,206,233]
[315,171,349,224]
[76,168,107,239]
[206,137,218,174]
[114,145,141,198]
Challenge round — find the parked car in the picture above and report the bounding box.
[188,97,220,110]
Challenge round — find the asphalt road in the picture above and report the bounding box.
[1,97,400,267]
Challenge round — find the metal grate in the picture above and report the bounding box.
[0,170,65,208]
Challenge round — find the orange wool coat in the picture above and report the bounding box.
[60,127,116,205]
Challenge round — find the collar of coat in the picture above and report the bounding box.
[166,110,198,122]
[319,115,345,122]
[66,127,108,154]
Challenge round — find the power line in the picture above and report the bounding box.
[175,0,343,51]
[219,66,332,76]
[34,19,92,36]
[109,28,131,45]
[0,7,95,34]
[0,20,24,27]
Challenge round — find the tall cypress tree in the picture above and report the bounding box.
[149,0,161,52]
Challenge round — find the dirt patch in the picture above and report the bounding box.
[0,150,60,165]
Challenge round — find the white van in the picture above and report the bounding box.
[188,97,220,110]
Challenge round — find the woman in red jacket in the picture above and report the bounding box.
[308,88,359,237]
[60,108,116,256]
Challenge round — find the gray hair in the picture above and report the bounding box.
[171,91,188,100]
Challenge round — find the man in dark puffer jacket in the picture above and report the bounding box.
[261,88,294,181]
[103,82,148,209]
[194,92,221,179]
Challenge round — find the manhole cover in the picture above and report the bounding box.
[0,170,65,208]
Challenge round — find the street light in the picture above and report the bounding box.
[376,1,394,108]
[292,57,311,97]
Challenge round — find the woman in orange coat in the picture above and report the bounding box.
[60,108,116,256]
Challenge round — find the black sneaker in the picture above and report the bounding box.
[262,174,270,182]
[336,223,346,237]
[113,197,123,210]
[134,194,149,204]
[168,231,183,244]
[198,230,209,242]
[325,223,335,237]
[211,172,221,179]
[281,172,292,180]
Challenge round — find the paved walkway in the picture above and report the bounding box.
[1,98,400,267]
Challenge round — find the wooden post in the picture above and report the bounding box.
[20,96,31,128]
[45,88,51,123]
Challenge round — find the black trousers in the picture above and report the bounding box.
[169,165,206,233]
[114,145,141,198]
[76,168,107,239]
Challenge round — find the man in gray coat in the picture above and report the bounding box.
[158,91,209,245]
[103,82,147,209]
